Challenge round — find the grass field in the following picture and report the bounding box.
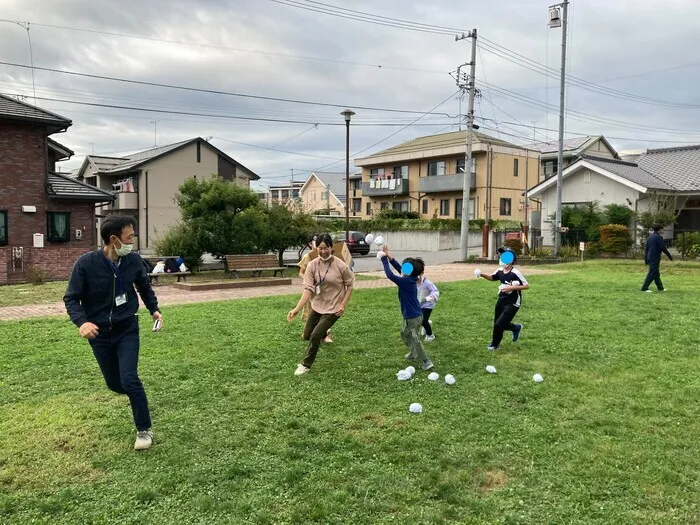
[0,261,698,524]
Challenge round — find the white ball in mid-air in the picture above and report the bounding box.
[373,236,385,246]
[409,402,422,414]
[428,372,439,381]
[376,251,386,259]
[364,233,374,244]
[444,374,456,385]
[397,370,411,381]
[486,365,497,374]
[533,373,544,383]
[405,366,416,376]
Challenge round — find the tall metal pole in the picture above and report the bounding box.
[553,1,568,256]
[340,110,355,239]
[457,29,477,261]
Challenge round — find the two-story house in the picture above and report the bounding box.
[0,94,114,285]
[76,138,260,254]
[354,130,540,224]
[526,135,619,182]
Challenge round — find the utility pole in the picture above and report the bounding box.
[455,29,477,262]
[549,1,568,256]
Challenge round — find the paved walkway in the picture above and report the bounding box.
[0,263,556,322]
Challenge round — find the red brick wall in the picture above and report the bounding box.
[0,122,97,285]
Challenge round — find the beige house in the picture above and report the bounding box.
[76,137,259,253]
[298,172,348,215]
[525,135,618,182]
[354,130,540,224]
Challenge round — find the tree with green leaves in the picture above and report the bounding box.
[174,176,262,257]
[604,203,635,227]
[263,205,317,265]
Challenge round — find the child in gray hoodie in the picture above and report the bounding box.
[417,266,439,342]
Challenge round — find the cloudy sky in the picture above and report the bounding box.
[2,0,700,190]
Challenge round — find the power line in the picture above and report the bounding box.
[0,61,456,118]
[211,136,339,160]
[0,18,446,75]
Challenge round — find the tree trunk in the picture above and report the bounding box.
[278,249,285,267]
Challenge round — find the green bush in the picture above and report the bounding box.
[26,266,46,285]
[674,232,700,258]
[154,222,205,271]
[531,248,553,258]
[559,245,579,258]
[584,242,600,257]
[504,238,523,254]
[376,209,420,220]
[598,224,633,254]
[604,203,635,226]
[314,218,482,233]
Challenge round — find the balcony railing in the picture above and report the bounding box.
[419,172,475,193]
[362,177,409,196]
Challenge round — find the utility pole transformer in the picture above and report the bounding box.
[455,29,478,261]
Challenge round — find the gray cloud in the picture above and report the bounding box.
[2,0,700,189]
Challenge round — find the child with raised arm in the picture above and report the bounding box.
[474,247,529,351]
[378,245,434,370]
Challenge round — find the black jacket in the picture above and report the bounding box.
[63,250,159,328]
[644,232,673,264]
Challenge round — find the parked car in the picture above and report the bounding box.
[331,231,370,255]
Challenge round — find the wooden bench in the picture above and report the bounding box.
[142,256,191,285]
[224,254,287,279]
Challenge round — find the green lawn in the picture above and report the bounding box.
[0,270,380,308]
[1,261,698,524]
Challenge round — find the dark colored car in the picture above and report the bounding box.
[332,231,370,256]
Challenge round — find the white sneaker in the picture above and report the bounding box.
[134,430,153,450]
[425,334,435,342]
[324,329,333,343]
[294,364,310,376]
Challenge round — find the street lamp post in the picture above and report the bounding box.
[341,109,355,244]
[549,0,568,257]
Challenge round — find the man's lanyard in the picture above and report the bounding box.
[316,258,333,287]
[104,255,125,296]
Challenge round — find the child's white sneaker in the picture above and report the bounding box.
[425,334,435,342]
[294,364,310,376]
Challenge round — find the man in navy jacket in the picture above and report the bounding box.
[641,224,673,292]
[64,214,163,450]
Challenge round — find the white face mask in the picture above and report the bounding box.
[115,238,133,257]
[320,253,332,261]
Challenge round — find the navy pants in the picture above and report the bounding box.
[641,259,664,291]
[89,316,151,431]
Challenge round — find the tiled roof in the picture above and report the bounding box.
[47,172,115,201]
[311,172,347,202]
[582,155,674,191]
[47,138,74,159]
[525,136,593,155]
[359,130,522,159]
[0,94,71,129]
[90,155,127,171]
[101,140,192,173]
[636,145,700,192]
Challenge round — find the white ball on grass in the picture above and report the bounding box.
[405,366,416,376]
[533,373,544,383]
[444,374,456,385]
[409,402,422,414]
[397,370,411,381]
[428,372,439,381]
[486,365,497,374]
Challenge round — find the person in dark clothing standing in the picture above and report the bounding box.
[641,224,673,292]
[63,214,163,451]
[474,248,529,351]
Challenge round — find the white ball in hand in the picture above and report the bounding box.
[376,251,386,259]
[409,402,422,414]
[444,374,456,385]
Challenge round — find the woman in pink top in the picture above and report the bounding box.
[287,234,354,376]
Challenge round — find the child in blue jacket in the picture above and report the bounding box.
[378,245,434,370]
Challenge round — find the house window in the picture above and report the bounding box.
[0,210,7,245]
[352,179,362,190]
[392,201,408,212]
[393,165,408,178]
[370,168,385,177]
[514,158,519,177]
[281,190,290,199]
[353,198,362,212]
[422,199,428,215]
[366,202,372,215]
[544,160,557,178]
[428,161,446,177]
[380,202,389,210]
[500,198,512,216]
[440,199,450,216]
[47,212,70,242]
[456,158,466,174]
[196,142,201,163]
[456,198,463,219]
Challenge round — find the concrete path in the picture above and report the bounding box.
[0,263,556,322]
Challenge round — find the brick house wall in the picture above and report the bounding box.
[0,122,98,285]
